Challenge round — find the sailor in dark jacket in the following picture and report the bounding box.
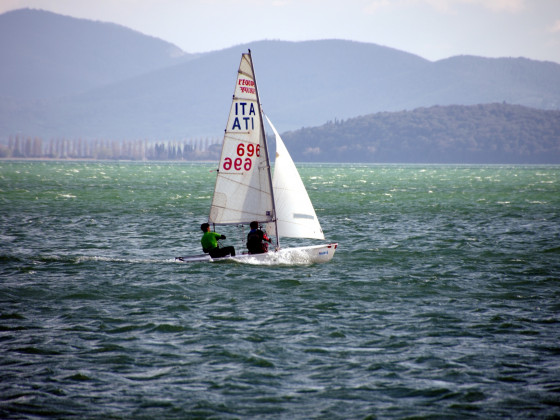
[246,221,272,254]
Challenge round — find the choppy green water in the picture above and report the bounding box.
[1,161,559,419]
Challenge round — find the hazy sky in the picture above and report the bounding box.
[2,0,560,63]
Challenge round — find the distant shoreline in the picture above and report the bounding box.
[2,157,559,166]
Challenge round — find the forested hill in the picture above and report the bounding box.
[280,104,560,164]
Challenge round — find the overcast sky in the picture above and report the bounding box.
[2,0,560,63]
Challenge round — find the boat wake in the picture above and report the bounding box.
[234,251,314,266]
[1,253,173,266]
[76,255,171,264]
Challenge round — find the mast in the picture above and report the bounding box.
[247,49,280,249]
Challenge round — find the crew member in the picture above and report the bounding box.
[200,223,235,258]
[246,221,272,254]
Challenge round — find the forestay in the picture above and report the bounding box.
[209,53,275,226]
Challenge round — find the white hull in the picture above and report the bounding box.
[176,243,337,265]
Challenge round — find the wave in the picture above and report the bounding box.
[0,253,178,266]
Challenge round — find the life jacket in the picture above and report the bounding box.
[247,229,268,254]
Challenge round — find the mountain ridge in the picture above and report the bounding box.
[0,8,190,99]
[0,8,559,164]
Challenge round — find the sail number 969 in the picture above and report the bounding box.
[223,143,260,171]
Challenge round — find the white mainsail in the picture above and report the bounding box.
[265,116,325,240]
[209,53,275,226]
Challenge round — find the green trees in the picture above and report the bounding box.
[1,136,221,161]
[281,104,560,163]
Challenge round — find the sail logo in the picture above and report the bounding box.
[238,78,255,94]
[231,102,256,131]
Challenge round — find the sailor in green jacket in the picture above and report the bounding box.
[200,223,235,258]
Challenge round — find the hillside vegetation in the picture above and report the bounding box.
[281,104,560,163]
[3,104,559,163]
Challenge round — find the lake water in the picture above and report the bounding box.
[1,161,559,418]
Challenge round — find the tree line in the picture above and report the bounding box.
[3,104,560,163]
[0,136,222,161]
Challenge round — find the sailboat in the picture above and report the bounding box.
[177,50,337,264]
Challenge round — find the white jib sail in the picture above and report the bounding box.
[265,116,325,240]
[209,53,274,226]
